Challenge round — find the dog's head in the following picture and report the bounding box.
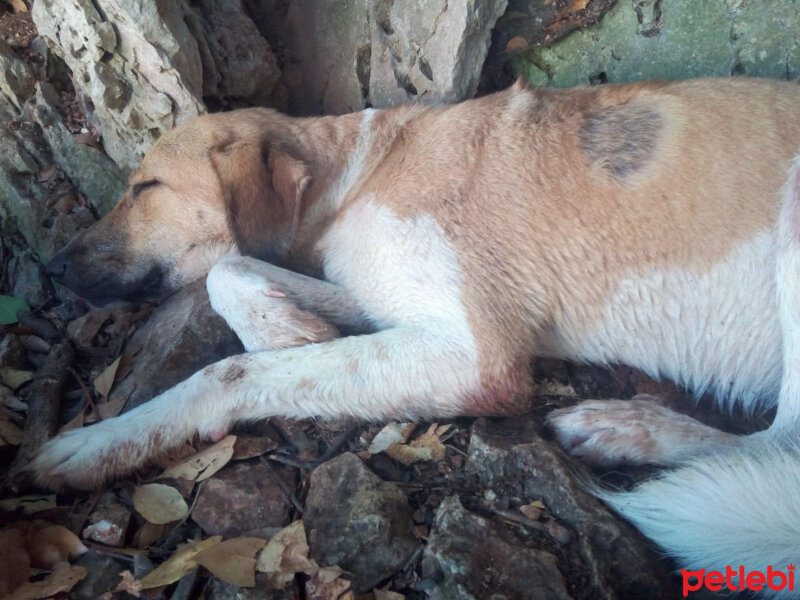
[47,110,312,305]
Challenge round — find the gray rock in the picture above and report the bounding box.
[70,551,128,600]
[8,247,52,308]
[31,83,127,217]
[32,0,281,171]
[514,0,800,87]
[422,496,571,600]
[280,0,508,115]
[205,577,300,600]
[114,279,242,411]
[0,39,35,117]
[191,461,292,537]
[467,417,677,599]
[304,452,417,593]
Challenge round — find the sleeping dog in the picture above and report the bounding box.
[36,77,800,588]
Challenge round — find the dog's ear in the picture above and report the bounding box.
[211,138,312,262]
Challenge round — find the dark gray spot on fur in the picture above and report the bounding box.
[580,104,662,177]
[220,361,246,384]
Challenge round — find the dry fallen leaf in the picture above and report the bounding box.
[27,525,88,569]
[0,367,33,390]
[505,35,529,52]
[256,520,315,588]
[0,407,23,445]
[565,0,590,13]
[133,484,189,524]
[232,434,279,459]
[194,537,266,587]
[305,565,352,600]
[159,435,236,482]
[97,394,127,420]
[135,521,166,549]
[368,422,414,454]
[94,356,121,399]
[139,536,222,589]
[5,563,87,600]
[386,424,452,466]
[113,570,142,597]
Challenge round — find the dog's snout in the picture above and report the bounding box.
[46,251,70,281]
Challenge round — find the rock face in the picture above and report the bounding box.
[304,453,417,593]
[113,279,242,411]
[191,462,292,537]
[514,0,800,87]
[32,0,281,171]
[467,418,678,599]
[422,496,572,600]
[278,0,508,115]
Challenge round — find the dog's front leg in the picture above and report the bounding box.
[31,325,479,489]
[207,256,373,352]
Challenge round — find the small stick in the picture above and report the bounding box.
[6,342,74,492]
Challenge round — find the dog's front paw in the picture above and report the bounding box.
[30,420,140,490]
[547,396,736,468]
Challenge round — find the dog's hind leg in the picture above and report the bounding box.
[547,395,739,467]
[30,322,482,489]
[207,256,372,351]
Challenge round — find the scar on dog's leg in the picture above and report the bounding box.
[208,256,372,336]
[768,155,800,438]
[547,395,739,467]
[31,325,480,489]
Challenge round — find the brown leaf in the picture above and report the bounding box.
[133,484,189,525]
[7,0,28,12]
[194,537,266,587]
[384,424,451,465]
[159,435,236,482]
[256,521,314,588]
[5,563,87,600]
[565,0,590,13]
[94,356,121,399]
[305,566,352,600]
[232,435,278,460]
[505,36,529,52]
[0,408,23,445]
[97,394,127,420]
[36,165,56,182]
[139,536,222,589]
[520,500,546,521]
[113,570,142,596]
[135,522,166,549]
[27,525,88,569]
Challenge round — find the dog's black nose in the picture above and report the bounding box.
[46,251,70,281]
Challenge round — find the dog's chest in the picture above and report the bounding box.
[316,199,472,331]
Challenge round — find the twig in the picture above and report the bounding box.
[315,424,360,464]
[492,508,572,544]
[262,457,304,515]
[69,367,97,414]
[6,342,74,492]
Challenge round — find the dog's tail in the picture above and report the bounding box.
[601,439,800,597]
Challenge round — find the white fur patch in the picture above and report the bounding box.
[551,230,782,413]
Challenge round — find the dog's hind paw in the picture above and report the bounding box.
[547,395,738,468]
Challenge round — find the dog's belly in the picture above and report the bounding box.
[548,229,782,410]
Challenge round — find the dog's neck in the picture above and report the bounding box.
[284,105,417,275]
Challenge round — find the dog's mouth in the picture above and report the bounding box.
[68,264,167,306]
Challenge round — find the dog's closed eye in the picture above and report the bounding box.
[132,179,160,198]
